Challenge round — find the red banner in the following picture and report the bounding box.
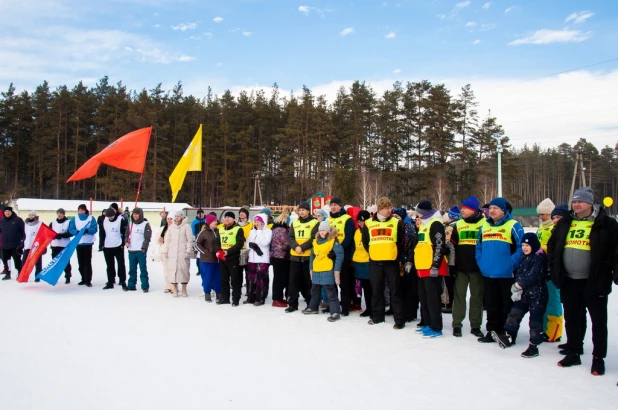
[18,224,57,283]
[311,196,323,212]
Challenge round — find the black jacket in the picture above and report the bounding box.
[548,206,618,296]
[450,211,484,273]
[219,222,246,261]
[0,212,26,249]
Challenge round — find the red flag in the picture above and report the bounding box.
[18,224,57,283]
[68,127,152,182]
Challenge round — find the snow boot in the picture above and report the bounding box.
[285,306,298,313]
[121,282,129,291]
[103,283,114,289]
[521,344,539,358]
[205,294,212,302]
[181,284,188,297]
[558,353,581,368]
[2,273,11,281]
[491,331,515,349]
[393,323,405,330]
[171,284,179,297]
[478,332,496,343]
[65,277,70,284]
[360,310,372,317]
[471,328,484,338]
[591,357,605,376]
[34,278,40,282]
[328,313,341,322]
[453,327,462,337]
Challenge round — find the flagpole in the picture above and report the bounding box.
[129,171,145,238]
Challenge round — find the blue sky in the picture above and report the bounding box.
[1,0,617,148]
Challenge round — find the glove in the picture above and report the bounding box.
[430,267,439,278]
[511,288,523,302]
[328,250,336,261]
[334,271,341,286]
[405,262,413,274]
[510,283,522,293]
[449,266,457,278]
[249,242,263,256]
[55,233,62,240]
[216,250,227,261]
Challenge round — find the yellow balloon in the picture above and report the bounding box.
[603,197,613,207]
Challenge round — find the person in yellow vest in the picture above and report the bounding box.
[475,197,525,343]
[238,207,253,293]
[536,198,564,344]
[548,187,618,375]
[216,211,246,306]
[353,210,372,317]
[302,221,344,322]
[450,196,485,338]
[362,197,406,329]
[327,197,357,315]
[412,200,448,338]
[285,201,319,313]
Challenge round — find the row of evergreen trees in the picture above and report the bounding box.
[0,77,615,212]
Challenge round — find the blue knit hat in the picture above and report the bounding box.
[261,207,273,217]
[461,196,481,211]
[393,208,407,219]
[522,232,541,254]
[447,206,461,221]
[551,204,569,218]
[489,197,508,213]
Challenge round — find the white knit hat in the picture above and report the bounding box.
[536,198,555,215]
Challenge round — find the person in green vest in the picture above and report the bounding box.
[475,197,525,343]
[216,211,246,306]
[450,196,485,338]
[536,198,564,344]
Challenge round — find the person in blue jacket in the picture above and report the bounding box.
[475,197,524,343]
[68,204,98,287]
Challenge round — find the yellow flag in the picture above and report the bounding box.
[169,124,202,202]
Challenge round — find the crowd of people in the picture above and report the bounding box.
[0,187,616,378]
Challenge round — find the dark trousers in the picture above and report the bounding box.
[402,272,419,321]
[51,246,71,278]
[370,261,404,325]
[505,295,548,346]
[103,246,126,285]
[271,257,289,301]
[484,277,514,334]
[220,259,242,303]
[339,260,355,313]
[128,251,149,290]
[98,231,104,251]
[309,284,340,313]
[2,248,22,273]
[419,276,443,331]
[247,262,270,303]
[21,249,43,276]
[76,245,93,284]
[359,278,373,315]
[444,276,454,308]
[288,260,311,308]
[561,277,608,358]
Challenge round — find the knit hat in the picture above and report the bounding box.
[376,197,393,211]
[3,206,13,212]
[224,211,235,219]
[572,187,594,205]
[239,207,250,218]
[522,232,541,254]
[393,208,407,219]
[551,204,569,218]
[330,197,343,207]
[56,208,65,215]
[175,210,186,218]
[197,208,204,215]
[28,210,37,217]
[461,196,481,211]
[78,204,88,213]
[536,198,555,215]
[105,208,116,217]
[447,206,461,221]
[318,221,331,232]
[261,207,273,217]
[415,200,432,215]
[206,214,217,226]
[488,197,508,213]
[110,203,119,213]
[315,209,328,220]
[298,202,311,211]
[357,210,370,222]
[254,215,265,224]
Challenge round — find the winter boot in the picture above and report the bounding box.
[521,344,539,358]
[103,283,114,289]
[471,328,484,338]
[34,278,40,283]
[327,313,341,322]
[171,284,179,297]
[393,323,405,330]
[205,293,212,302]
[121,282,129,291]
[360,310,372,317]
[453,327,462,337]
[591,357,605,376]
[181,284,188,297]
[558,353,581,368]
[302,308,318,314]
[478,332,497,343]
[558,342,568,349]
[2,272,11,281]
[285,306,298,313]
[65,277,70,284]
[491,331,515,349]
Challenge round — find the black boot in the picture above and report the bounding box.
[558,353,581,368]
[360,310,371,317]
[121,282,129,291]
[591,357,605,376]
[491,331,515,349]
[471,328,484,338]
[478,332,496,343]
[65,277,71,284]
[2,273,11,281]
[103,283,114,289]
[453,327,462,337]
[521,344,539,358]
[285,306,298,313]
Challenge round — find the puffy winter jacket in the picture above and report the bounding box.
[475,212,524,278]
[515,251,549,311]
[0,212,25,249]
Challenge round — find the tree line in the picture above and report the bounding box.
[0,77,615,213]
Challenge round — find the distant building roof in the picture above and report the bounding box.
[12,198,191,213]
[511,208,538,217]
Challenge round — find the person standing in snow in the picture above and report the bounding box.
[23,210,44,282]
[50,208,73,284]
[216,211,246,306]
[353,210,372,318]
[96,209,106,252]
[158,213,174,293]
[68,204,98,286]
[125,208,152,292]
[492,233,549,358]
[196,213,221,302]
[245,213,272,306]
[191,209,206,276]
[0,206,25,280]
[102,208,128,290]
[270,211,291,308]
[163,210,194,297]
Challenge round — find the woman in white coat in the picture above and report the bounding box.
[245,213,272,306]
[163,210,194,297]
[158,214,174,293]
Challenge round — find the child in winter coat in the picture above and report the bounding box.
[303,221,344,322]
[245,213,272,306]
[492,232,549,358]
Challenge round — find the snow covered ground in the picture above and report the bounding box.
[1,240,618,410]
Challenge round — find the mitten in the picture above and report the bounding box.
[249,242,263,256]
[216,249,227,261]
[55,233,62,240]
[430,267,439,278]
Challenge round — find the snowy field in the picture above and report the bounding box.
[1,238,618,410]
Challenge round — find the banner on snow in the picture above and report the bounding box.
[18,224,57,283]
[36,226,86,286]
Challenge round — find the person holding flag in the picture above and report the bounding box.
[23,211,45,282]
[125,208,152,292]
[50,208,73,284]
[102,208,128,290]
[68,204,98,287]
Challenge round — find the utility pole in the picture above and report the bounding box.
[488,109,503,197]
[569,150,586,201]
[252,171,263,206]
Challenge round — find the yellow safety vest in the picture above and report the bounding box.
[290,219,319,257]
[312,238,335,272]
[564,220,592,251]
[480,219,517,244]
[536,222,554,253]
[328,214,351,244]
[414,219,443,270]
[268,223,273,229]
[240,222,254,239]
[455,219,484,246]
[352,228,370,263]
[219,225,241,250]
[365,218,398,261]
